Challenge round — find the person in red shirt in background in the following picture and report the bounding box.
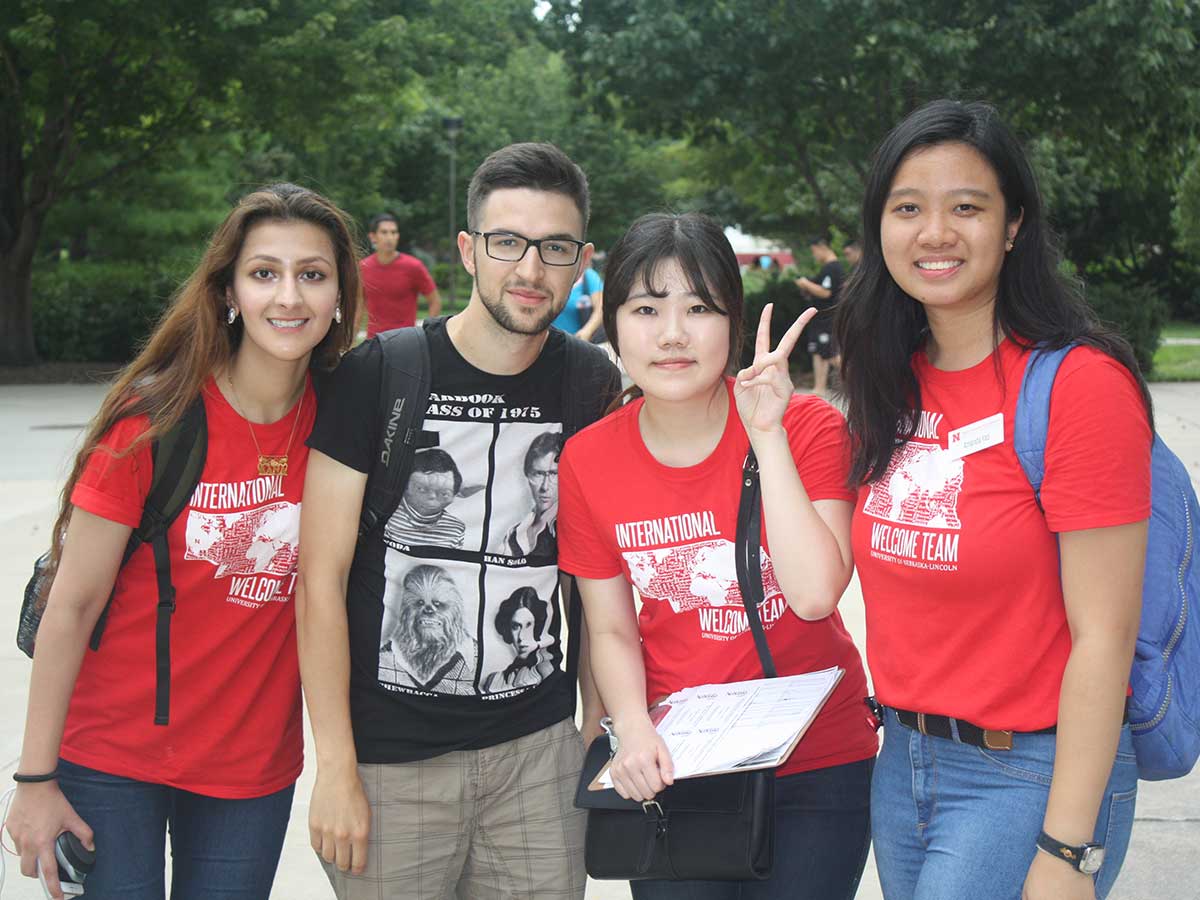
[6,184,361,899]
[361,213,441,336]
[557,212,878,900]
[837,100,1151,900]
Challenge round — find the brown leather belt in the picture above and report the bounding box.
[893,708,1056,751]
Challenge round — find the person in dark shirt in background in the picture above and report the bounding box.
[795,233,846,396]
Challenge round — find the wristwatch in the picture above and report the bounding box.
[1036,830,1105,875]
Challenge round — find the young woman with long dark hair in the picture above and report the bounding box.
[837,99,1150,900]
[6,183,361,899]
[557,212,879,900]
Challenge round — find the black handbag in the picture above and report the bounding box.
[576,450,778,882]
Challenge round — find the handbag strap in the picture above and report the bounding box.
[734,449,777,678]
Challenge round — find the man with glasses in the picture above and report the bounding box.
[298,143,619,900]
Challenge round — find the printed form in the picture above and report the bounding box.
[598,666,843,786]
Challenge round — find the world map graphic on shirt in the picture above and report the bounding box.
[862,443,964,529]
[622,539,781,613]
[184,501,301,578]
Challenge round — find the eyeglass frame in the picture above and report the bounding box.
[469,230,587,267]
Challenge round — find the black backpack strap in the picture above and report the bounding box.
[358,325,436,540]
[560,333,622,439]
[734,449,777,678]
[86,396,207,726]
[88,397,208,655]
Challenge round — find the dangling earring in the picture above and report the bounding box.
[227,306,239,325]
[334,305,343,324]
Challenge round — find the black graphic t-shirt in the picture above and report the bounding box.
[308,319,576,762]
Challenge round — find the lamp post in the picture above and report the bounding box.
[443,116,464,307]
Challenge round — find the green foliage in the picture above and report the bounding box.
[740,274,812,371]
[1151,344,1200,382]
[31,261,182,362]
[1083,281,1169,373]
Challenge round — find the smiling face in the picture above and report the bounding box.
[458,187,592,336]
[880,141,1021,321]
[227,220,340,365]
[615,258,731,404]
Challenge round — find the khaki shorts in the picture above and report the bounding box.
[322,717,587,900]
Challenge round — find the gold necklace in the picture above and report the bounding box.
[227,374,305,476]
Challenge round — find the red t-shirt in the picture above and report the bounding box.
[558,379,878,776]
[360,252,437,336]
[61,376,313,798]
[852,340,1151,731]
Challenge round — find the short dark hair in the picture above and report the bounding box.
[410,448,462,494]
[807,233,831,248]
[369,213,398,233]
[494,587,549,644]
[603,212,744,374]
[843,238,861,250]
[524,431,564,476]
[466,143,589,234]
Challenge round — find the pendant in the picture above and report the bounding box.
[258,455,288,476]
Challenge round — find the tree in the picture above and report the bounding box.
[1,0,423,365]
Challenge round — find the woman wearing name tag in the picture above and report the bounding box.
[6,184,360,899]
[838,99,1151,900]
[557,212,879,900]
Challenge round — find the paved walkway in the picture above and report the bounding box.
[1,381,1197,899]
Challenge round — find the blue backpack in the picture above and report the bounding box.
[1016,344,1200,780]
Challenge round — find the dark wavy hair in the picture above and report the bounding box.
[494,587,549,644]
[835,99,1151,485]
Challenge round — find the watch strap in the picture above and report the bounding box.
[1036,830,1103,873]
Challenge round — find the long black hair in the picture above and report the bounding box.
[835,99,1151,486]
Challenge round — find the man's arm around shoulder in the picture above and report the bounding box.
[297,450,371,875]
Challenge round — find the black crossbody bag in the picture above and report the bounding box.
[575,450,777,882]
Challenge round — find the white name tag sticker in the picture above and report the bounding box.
[946,413,1004,461]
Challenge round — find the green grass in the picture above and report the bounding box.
[1163,320,1200,339]
[1151,343,1200,381]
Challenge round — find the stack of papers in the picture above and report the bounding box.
[596,666,844,787]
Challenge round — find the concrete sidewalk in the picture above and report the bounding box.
[1,381,1198,900]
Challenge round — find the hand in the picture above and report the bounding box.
[794,277,813,294]
[607,718,675,802]
[1022,848,1096,900]
[734,303,818,435]
[7,781,94,900]
[309,762,370,875]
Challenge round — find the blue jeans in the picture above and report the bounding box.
[871,708,1138,900]
[630,757,874,900]
[56,758,294,900]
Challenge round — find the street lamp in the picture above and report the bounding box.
[443,116,464,307]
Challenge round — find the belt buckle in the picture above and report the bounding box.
[916,712,929,736]
[983,729,1014,751]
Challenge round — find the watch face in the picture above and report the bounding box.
[1079,845,1105,875]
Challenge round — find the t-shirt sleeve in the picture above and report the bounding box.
[71,415,154,528]
[1040,349,1152,532]
[414,259,437,295]
[556,438,624,579]
[784,397,856,503]
[306,339,383,474]
[583,268,603,296]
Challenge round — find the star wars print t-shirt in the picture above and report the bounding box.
[308,319,583,763]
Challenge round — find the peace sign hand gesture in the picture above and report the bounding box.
[733,303,819,436]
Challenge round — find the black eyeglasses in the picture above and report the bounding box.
[471,231,585,267]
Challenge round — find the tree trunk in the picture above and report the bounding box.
[0,216,42,366]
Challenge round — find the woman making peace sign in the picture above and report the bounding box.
[557,212,878,900]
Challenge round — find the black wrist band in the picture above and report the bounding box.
[12,770,58,783]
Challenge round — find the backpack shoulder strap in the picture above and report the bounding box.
[1014,344,1076,505]
[560,334,621,439]
[358,324,436,540]
[88,396,208,653]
